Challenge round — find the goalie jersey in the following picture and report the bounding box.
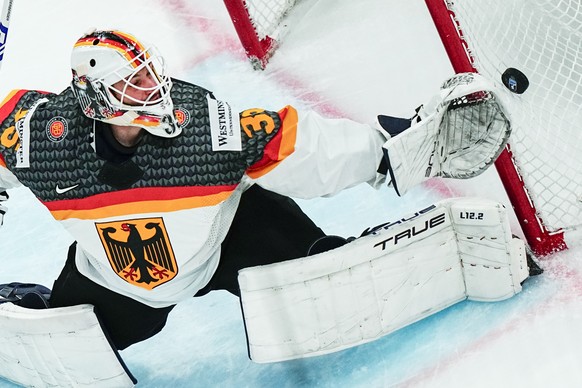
[0,79,387,307]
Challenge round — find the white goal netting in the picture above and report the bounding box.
[245,0,299,41]
[447,0,582,235]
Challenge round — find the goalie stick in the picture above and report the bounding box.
[0,0,13,69]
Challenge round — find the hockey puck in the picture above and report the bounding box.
[501,68,529,94]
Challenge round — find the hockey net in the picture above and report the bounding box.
[426,0,582,256]
[223,0,300,69]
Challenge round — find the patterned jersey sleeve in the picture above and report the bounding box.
[0,89,50,191]
[245,106,389,199]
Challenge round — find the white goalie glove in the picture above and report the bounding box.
[0,190,7,227]
[382,73,511,195]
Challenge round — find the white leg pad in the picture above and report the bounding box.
[0,303,135,387]
[238,197,527,363]
[450,198,528,301]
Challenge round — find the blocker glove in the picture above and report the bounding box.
[0,191,7,227]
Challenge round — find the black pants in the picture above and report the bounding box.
[196,184,325,296]
[49,243,174,350]
[49,185,325,349]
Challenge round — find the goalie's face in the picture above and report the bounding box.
[70,29,181,138]
[110,67,162,107]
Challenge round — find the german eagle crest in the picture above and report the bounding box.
[96,218,178,290]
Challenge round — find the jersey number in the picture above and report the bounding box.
[240,109,278,138]
[0,126,19,150]
[0,109,27,150]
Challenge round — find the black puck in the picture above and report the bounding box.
[501,68,529,94]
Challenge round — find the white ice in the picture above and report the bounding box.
[1,0,582,387]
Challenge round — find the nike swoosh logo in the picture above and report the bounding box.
[55,184,79,194]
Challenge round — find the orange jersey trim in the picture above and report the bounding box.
[0,90,29,125]
[246,106,298,179]
[45,184,237,221]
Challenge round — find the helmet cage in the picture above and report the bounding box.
[102,45,172,111]
[71,30,181,138]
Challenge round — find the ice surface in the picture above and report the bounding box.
[1,0,582,387]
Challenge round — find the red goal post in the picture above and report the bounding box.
[424,0,582,256]
[224,0,580,256]
[223,0,299,69]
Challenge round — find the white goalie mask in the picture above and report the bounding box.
[70,29,181,138]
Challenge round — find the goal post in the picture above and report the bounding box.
[424,0,582,256]
[224,0,580,256]
[223,0,300,69]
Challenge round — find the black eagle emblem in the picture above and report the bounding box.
[98,220,177,289]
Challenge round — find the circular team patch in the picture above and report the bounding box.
[46,116,69,142]
[174,107,191,127]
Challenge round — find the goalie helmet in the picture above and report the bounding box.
[70,29,180,138]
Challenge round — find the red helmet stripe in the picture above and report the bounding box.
[73,30,150,69]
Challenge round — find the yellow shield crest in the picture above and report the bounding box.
[96,217,178,290]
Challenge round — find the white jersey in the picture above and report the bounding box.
[0,80,387,307]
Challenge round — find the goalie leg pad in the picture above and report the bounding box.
[383,73,512,196]
[238,197,527,363]
[450,198,528,301]
[0,303,136,387]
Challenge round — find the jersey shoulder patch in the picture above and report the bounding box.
[207,94,241,151]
